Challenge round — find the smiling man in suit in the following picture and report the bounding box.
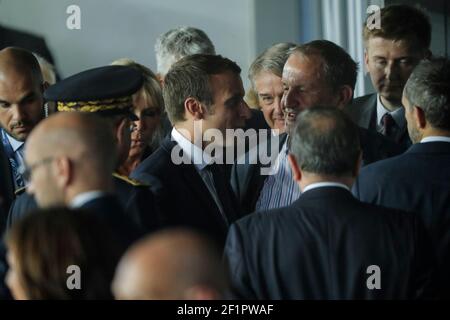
[346,5,432,150]
[131,54,251,247]
[232,40,402,215]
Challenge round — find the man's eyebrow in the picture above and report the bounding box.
[225,93,243,106]
[0,92,35,106]
[18,92,36,103]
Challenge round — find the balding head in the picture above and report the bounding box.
[112,228,228,300]
[0,47,45,141]
[25,112,118,207]
[0,47,43,84]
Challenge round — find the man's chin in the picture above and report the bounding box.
[380,89,403,102]
[8,130,29,142]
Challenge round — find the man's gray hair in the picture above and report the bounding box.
[404,57,450,131]
[155,26,216,77]
[248,42,296,89]
[290,107,361,177]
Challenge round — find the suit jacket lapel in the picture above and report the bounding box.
[179,163,229,230]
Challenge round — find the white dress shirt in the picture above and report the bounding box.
[303,182,350,193]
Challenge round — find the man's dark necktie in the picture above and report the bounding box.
[208,163,239,225]
[381,113,395,137]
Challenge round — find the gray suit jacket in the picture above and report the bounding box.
[346,93,411,151]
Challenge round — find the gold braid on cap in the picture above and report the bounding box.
[57,96,132,113]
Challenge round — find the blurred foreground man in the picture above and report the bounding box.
[113,228,227,300]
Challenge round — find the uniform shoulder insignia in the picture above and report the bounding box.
[14,186,27,196]
[112,173,149,187]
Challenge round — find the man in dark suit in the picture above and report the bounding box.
[225,107,435,300]
[131,54,250,247]
[353,57,450,299]
[346,5,432,151]
[0,47,47,229]
[232,40,402,215]
[23,111,141,250]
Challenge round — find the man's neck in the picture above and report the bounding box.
[380,95,402,112]
[299,174,354,192]
[421,128,450,139]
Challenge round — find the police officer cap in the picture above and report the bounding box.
[44,65,143,120]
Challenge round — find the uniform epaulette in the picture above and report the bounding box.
[14,186,27,196]
[112,172,149,187]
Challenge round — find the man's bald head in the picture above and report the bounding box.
[112,228,228,300]
[0,47,43,84]
[0,47,45,141]
[25,112,118,207]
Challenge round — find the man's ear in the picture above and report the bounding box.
[288,154,302,182]
[54,156,72,188]
[423,49,432,60]
[185,97,206,120]
[364,50,370,74]
[41,81,50,92]
[337,85,354,108]
[115,118,126,142]
[413,106,427,129]
[156,74,165,87]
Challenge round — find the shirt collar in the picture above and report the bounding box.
[69,190,109,208]
[421,136,450,144]
[376,94,405,129]
[171,127,213,171]
[303,182,350,193]
[5,132,24,152]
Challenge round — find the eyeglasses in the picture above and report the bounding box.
[19,157,54,182]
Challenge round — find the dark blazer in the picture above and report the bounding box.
[0,144,14,229]
[5,175,159,235]
[224,187,435,299]
[0,24,55,65]
[131,137,241,248]
[79,194,142,253]
[346,93,411,151]
[231,127,402,214]
[353,141,450,298]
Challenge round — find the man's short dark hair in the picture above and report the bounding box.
[290,40,358,93]
[163,54,241,124]
[404,57,450,131]
[363,4,431,51]
[290,107,361,177]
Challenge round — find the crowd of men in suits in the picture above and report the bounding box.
[0,4,449,299]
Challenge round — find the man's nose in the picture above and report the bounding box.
[274,97,284,115]
[385,61,400,81]
[11,104,27,121]
[281,89,296,111]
